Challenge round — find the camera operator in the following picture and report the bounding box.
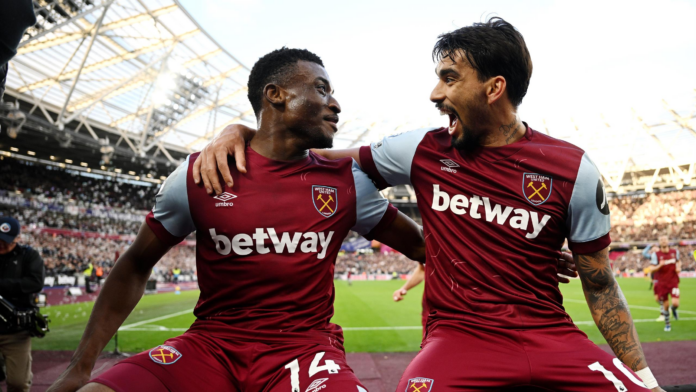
[0,217,45,392]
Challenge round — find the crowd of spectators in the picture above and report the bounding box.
[0,157,159,211]
[609,190,696,242]
[335,251,417,275]
[1,206,142,235]
[21,231,195,281]
[610,244,696,275]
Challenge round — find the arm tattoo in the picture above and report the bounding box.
[499,118,520,144]
[575,249,648,371]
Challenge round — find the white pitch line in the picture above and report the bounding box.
[573,317,696,325]
[119,309,193,331]
[118,317,696,332]
[564,298,696,315]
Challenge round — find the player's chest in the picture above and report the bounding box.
[410,149,572,237]
[189,177,355,234]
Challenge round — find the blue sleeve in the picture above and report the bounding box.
[150,156,196,238]
[362,128,432,187]
[350,161,390,235]
[642,245,652,259]
[650,253,658,265]
[566,153,611,253]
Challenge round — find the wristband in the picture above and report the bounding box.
[635,367,658,389]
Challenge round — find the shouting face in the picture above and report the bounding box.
[430,51,493,153]
[280,61,341,149]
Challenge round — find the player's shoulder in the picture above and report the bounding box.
[528,127,586,156]
[309,150,353,170]
[525,126,591,177]
[308,151,358,181]
[378,127,442,147]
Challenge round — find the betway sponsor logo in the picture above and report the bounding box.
[209,228,334,259]
[431,184,551,239]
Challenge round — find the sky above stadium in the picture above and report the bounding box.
[179,0,696,134]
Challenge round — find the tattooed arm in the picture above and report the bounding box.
[575,247,664,391]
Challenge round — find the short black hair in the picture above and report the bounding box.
[433,17,532,107]
[247,47,324,115]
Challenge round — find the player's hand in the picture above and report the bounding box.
[651,387,666,392]
[393,288,408,301]
[47,366,91,392]
[556,252,577,284]
[192,123,257,195]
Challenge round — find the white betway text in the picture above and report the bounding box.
[209,228,334,259]
[431,184,551,239]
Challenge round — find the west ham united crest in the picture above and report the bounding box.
[312,185,337,218]
[406,377,434,392]
[149,345,182,365]
[522,173,553,206]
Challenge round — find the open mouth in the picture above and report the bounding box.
[438,107,460,136]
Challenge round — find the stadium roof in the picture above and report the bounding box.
[3,0,695,194]
[5,0,254,163]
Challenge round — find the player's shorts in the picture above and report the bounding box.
[91,330,367,392]
[397,323,651,391]
[654,283,680,302]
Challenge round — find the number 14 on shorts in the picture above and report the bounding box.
[284,352,341,392]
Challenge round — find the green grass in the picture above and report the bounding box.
[35,278,696,353]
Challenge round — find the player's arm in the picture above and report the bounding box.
[648,253,662,273]
[567,154,662,391]
[49,157,195,392]
[575,249,645,367]
[191,123,361,194]
[370,212,425,263]
[48,223,172,392]
[192,124,431,194]
[393,263,425,301]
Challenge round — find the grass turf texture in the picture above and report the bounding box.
[34,278,696,353]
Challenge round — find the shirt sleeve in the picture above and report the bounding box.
[358,128,432,189]
[642,245,652,259]
[650,253,658,265]
[566,153,611,254]
[146,155,196,246]
[350,160,398,239]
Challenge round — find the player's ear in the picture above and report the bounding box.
[486,76,507,105]
[263,83,286,107]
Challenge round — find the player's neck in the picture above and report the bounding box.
[251,124,310,162]
[480,112,526,148]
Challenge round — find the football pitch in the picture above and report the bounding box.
[34,278,696,354]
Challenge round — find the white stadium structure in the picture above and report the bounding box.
[1,0,695,198]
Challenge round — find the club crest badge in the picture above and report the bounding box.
[312,186,338,218]
[406,377,434,392]
[149,345,182,365]
[522,173,553,206]
[0,223,10,233]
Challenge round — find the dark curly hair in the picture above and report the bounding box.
[432,17,532,107]
[247,47,324,116]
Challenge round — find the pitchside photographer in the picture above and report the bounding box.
[0,217,46,392]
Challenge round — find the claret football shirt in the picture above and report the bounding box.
[651,249,680,288]
[146,147,397,339]
[359,125,611,329]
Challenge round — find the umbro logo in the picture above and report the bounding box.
[214,192,237,207]
[440,159,459,168]
[305,378,329,392]
[440,159,459,173]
